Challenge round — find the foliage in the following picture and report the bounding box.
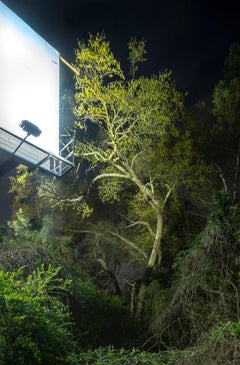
[0,210,139,348]
[223,43,240,81]
[170,320,240,364]
[211,320,240,343]
[211,42,240,201]
[72,278,140,347]
[9,165,92,228]
[128,36,147,79]
[184,44,240,203]
[152,190,240,348]
[0,209,71,272]
[213,43,240,139]
[75,346,179,365]
[9,165,47,222]
[139,280,165,326]
[0,265,75,365]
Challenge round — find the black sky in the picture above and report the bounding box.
[1,0,240,224]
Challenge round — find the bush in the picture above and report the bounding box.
[0,265,76,365]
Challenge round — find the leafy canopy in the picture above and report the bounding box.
[74,33,185,201]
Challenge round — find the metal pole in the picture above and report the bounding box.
[11,132,29,155]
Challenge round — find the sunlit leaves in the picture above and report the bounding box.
[9,165,46,220]
[74,33,184,169]
[128,36,147,79]
[75,32,124,82]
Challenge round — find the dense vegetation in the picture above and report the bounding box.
[1,37,240,364]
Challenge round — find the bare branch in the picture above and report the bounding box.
[214,163,228,192]
[92,172,129,183]
[122,218,155,237]
[63,228,148,262]
[131,151,144,169]
[162,184,175,209]
[51,195,84,208]
[109,231,148,261]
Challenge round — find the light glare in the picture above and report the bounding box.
[0,1,59,154]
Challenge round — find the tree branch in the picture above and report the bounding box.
[64,228,148,262]
[109,231,148,261]
[131,151,144,169]
[122,218,155,238]
[51,195,84,207]
[214,163,228,192]
[92,172,129,183]
[162,184,175,209]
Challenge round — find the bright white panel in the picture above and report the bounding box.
[0,1,59,154]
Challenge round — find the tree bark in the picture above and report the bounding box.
[148,207,163,268]
[91,162,169,318]
[135,210,163,319]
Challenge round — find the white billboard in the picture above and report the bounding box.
[0,1,59,154]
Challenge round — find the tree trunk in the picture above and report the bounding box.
[148,209,163,268]
[135,207,163,319]
[98,163,167,318]
[97,258,122,296]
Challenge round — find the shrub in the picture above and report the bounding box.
[0,265,76,365]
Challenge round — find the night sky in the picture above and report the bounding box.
[1,0,240,224]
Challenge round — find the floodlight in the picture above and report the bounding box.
[19,120,42,137]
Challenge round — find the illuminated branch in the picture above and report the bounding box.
[109,231,148,261]
[123,219,155,238]
[92,172,130,183]
[64,229,148,262]
[51,195,84,208]
[131,151,144,169]
[162,184,175,209]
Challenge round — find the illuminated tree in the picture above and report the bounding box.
[72,33,199,316]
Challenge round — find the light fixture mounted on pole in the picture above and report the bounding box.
[0,120,42,177]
